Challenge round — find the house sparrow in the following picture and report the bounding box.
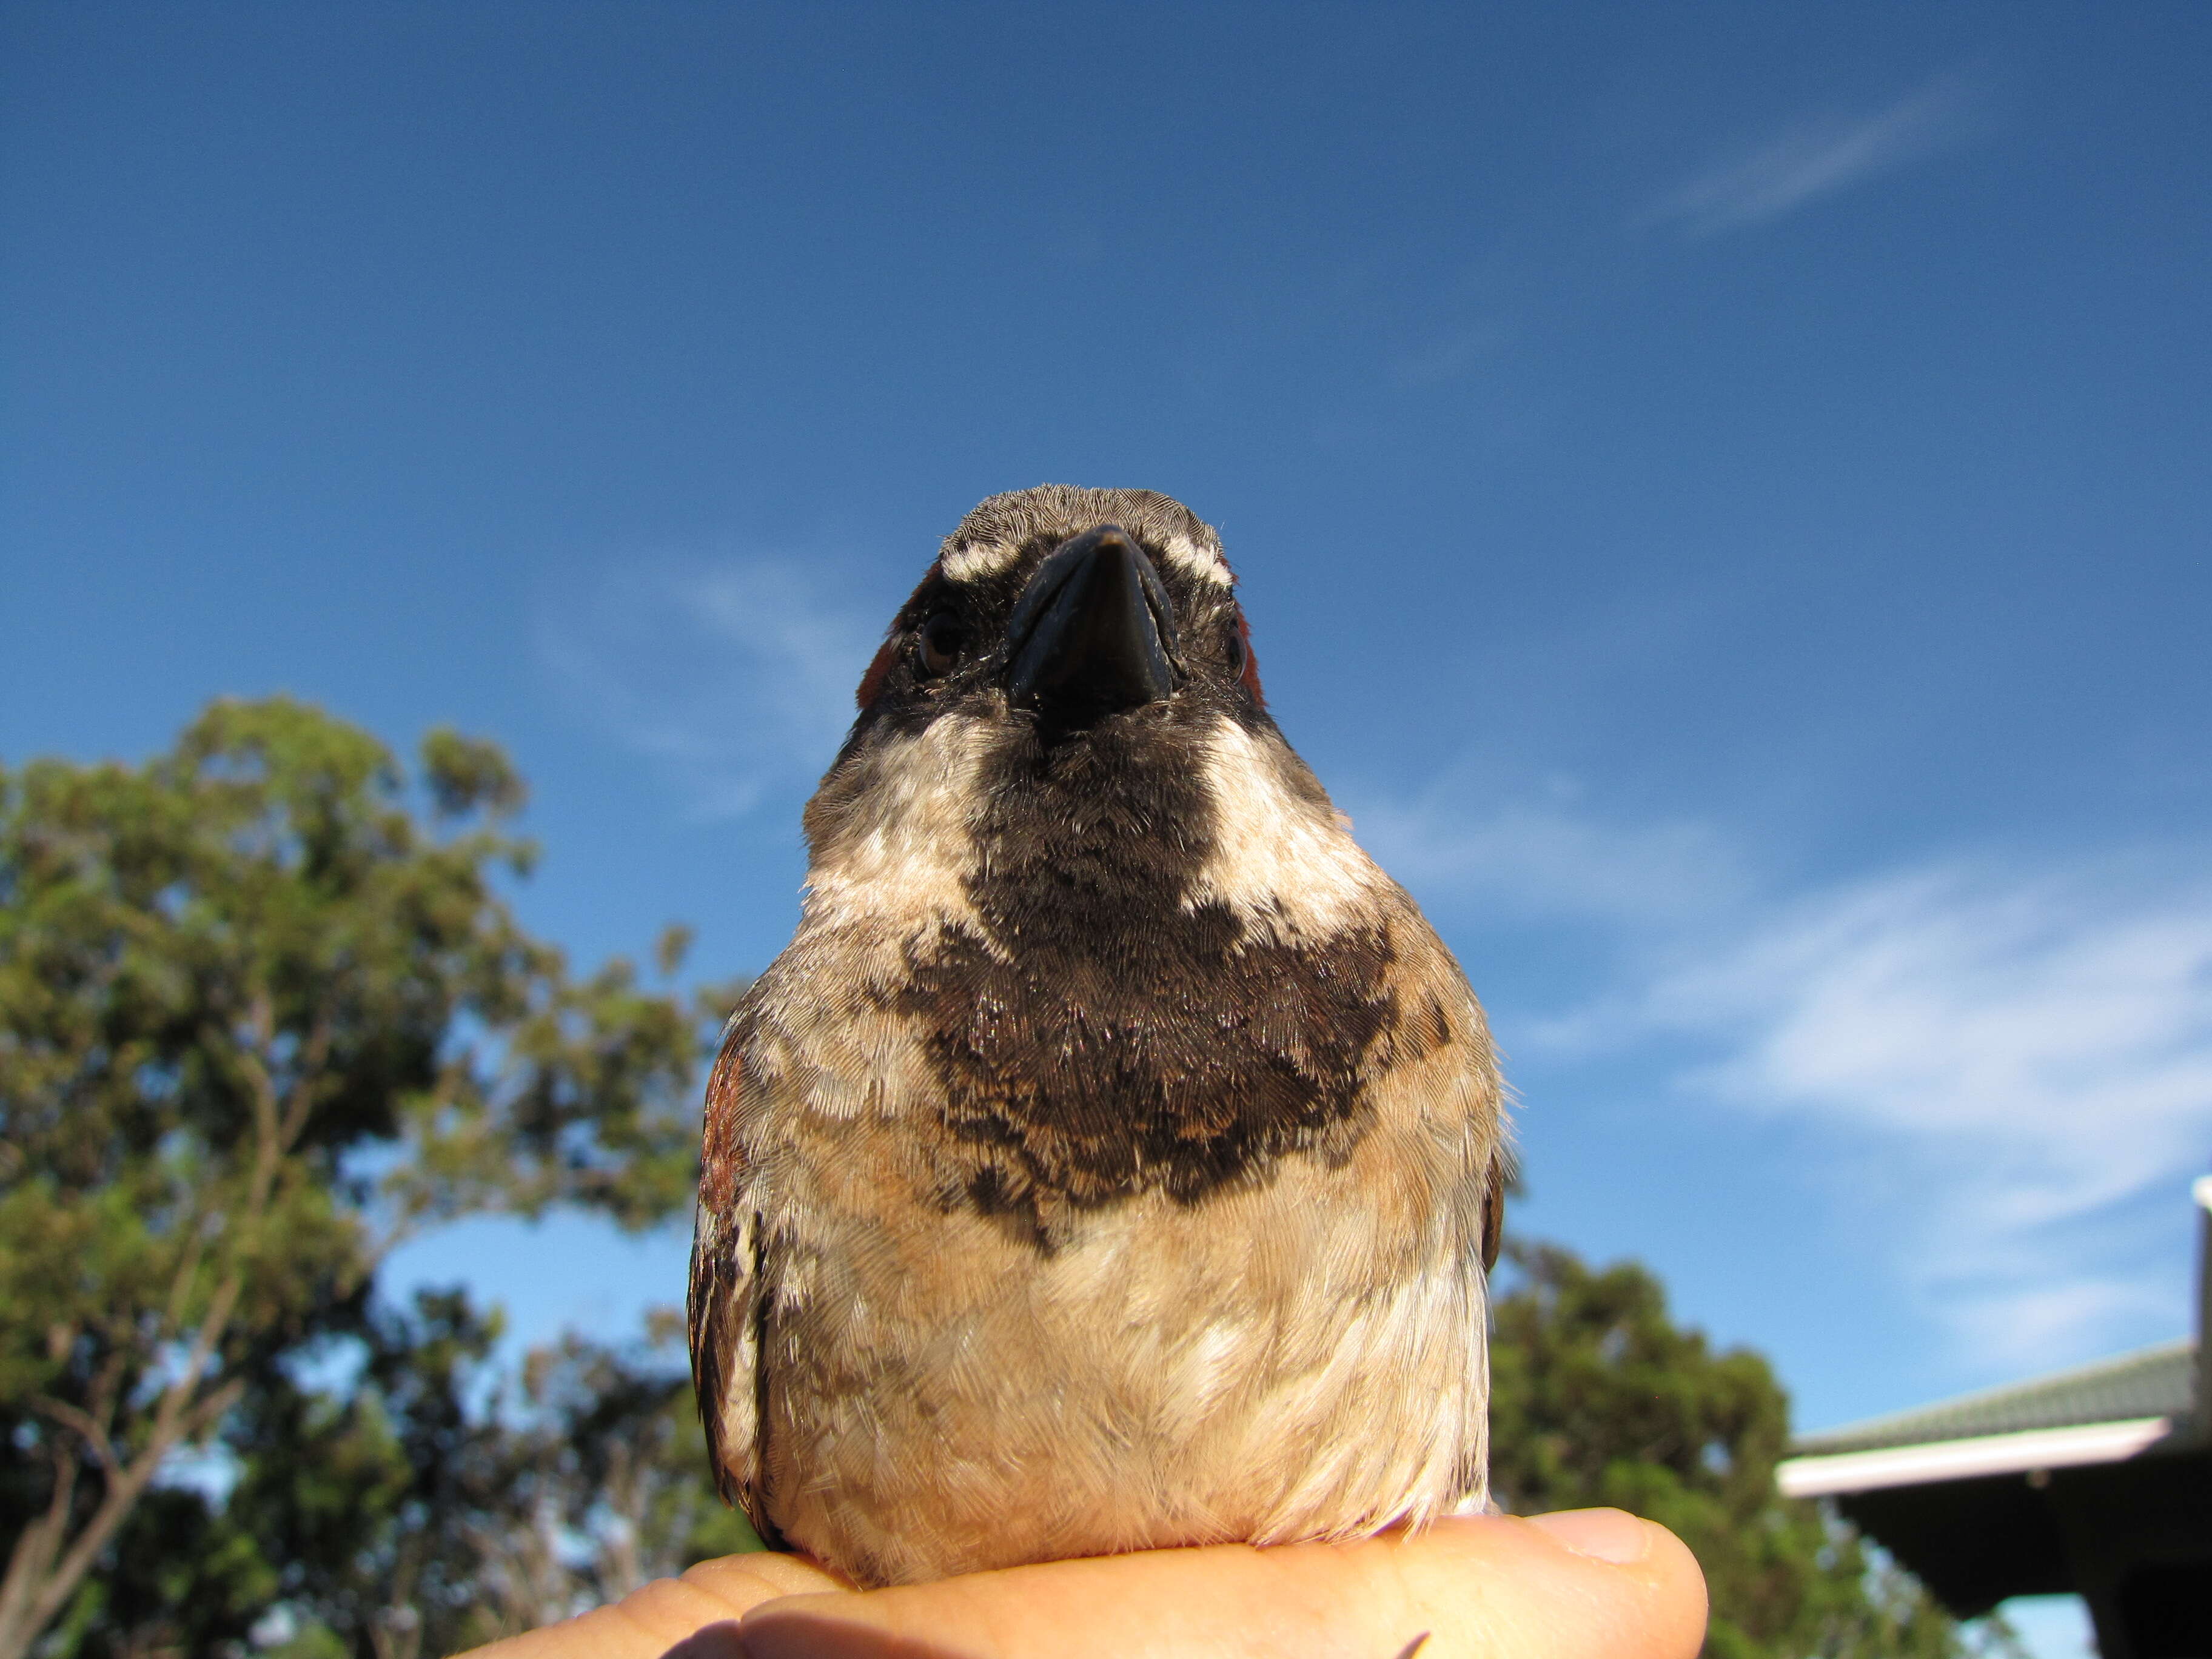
[689,486,1507,1589]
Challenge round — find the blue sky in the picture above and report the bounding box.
[4,5,2208,1640]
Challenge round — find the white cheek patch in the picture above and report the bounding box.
[805,718,991,933]
[1159,533,1233,588]
[1185,717,1383,941]
[942,540,1022,581]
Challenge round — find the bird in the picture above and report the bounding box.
[688,485,1508,1589]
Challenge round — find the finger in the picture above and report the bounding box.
[732,1511,1708,1659]
[457,1552,845,1659]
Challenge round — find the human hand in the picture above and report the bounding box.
[461,1509,1707,1658]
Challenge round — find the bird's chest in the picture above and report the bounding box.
[729,900,1491,1583]
[748,1121,1487,1586]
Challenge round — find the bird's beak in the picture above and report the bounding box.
[1004,525,1178,719]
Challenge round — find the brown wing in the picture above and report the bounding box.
[1373,896,1509,1277]
[688,1036,769,1528]
[1480,1144,1512,1273]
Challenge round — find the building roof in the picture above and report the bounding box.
[1771,1192,2212,1633]
[1792,1339,2196,1458]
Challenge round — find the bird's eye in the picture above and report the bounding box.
[1224,627,1246,675]
[916,612,964,679]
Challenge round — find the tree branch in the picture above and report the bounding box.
[0,1439,82,1659]
[153,1202,212,1350]
[20,1373,246,1646]
[5,1264,261,1650]
[27,1395,118,1475]
[238,988,293,1215]
[278,1000,335,1151]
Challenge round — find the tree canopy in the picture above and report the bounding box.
[0,699,732,1658]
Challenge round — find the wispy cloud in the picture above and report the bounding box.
[537,555,880,817]
[1644,74,1983,236]
[1389,317,1517,388]
[1365,772,2212,1370]
[1648,860,2212,1366]
[1356,790,1751,928]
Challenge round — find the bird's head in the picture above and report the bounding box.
[800,486,1370,968]
[845,486,1260,749]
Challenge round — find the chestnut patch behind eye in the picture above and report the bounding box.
[857,560,953,709]
[855,635,902,709]
[1234,614,1265,706]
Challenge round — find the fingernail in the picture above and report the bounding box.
[1527,1507,1654,1564]
[730,1615,800,1659]
[731,1614,800,1659]
[737,1610,882,1659]
[665,1621,748,1657]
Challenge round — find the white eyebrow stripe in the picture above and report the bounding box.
[942,541,1025,581]
[1160,533,1233,588]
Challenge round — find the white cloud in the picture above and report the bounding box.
[1389,317,1516,387]
[537,555,881,817]
[1366,779,2212,1369]
[1353,777,1752,928]
[1644,74,1982,236]
[1647,861,2212,1365]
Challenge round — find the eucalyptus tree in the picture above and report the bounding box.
[0,699,711,1659]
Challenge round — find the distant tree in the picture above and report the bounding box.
[1489,1240,2025,1659]
[226,1293,757,1659]
[501,1309,760,1608]
[0,699,722,1659]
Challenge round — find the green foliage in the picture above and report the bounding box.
[0,699,729,1659]
[223,1293,759,1658]
[39,1487,278,1659]
[1490,1241,2025,1659]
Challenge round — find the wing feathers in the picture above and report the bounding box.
[1480,1145,1510,1273]
[689,1037,766,1521]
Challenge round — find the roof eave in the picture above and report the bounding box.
[1778,1415,2183,1498]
